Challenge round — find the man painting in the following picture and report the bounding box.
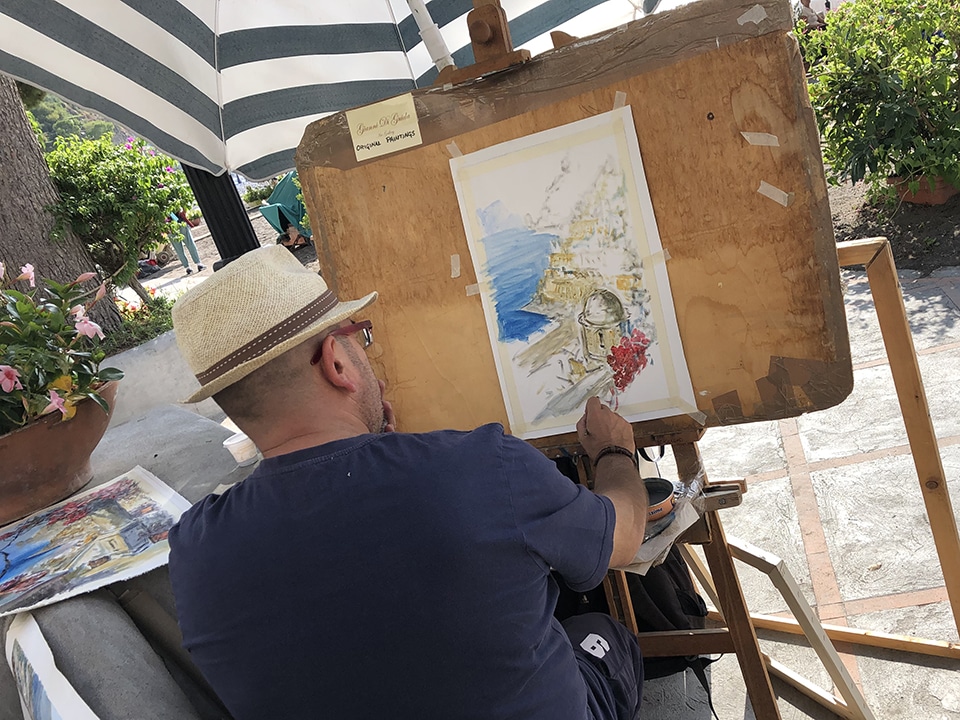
[169,245,649,719]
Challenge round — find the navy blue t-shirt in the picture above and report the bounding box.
[169,424,615,720]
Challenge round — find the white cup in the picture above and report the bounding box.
[222,432,259,467]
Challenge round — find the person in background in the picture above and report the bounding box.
[169,210,205,275]
[168,245,649,720]
[259,170,312,250]
[799,0,826,30]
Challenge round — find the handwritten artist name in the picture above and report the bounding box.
[355,112,412,137]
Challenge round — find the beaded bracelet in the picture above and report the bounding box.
[594,445,639,470]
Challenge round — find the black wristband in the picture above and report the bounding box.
[594,445,639,470]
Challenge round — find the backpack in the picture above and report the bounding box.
[628,549,721,718]
[624,546,711,678]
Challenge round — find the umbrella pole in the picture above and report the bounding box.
[182,166,260,269]
[406,0,455,71]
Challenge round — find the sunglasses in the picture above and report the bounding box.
[310,320,374,365]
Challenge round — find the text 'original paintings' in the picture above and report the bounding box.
[451,107,696,438]
[0,467,189,617]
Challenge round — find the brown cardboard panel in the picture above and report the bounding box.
[296,0,851,440]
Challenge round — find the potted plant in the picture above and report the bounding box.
[801,0,960,204]
[0,262,123,525]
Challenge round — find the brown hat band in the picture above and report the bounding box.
[196,290,338,386]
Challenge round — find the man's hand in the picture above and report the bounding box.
[379,379,396,433]
[576,397,636,460]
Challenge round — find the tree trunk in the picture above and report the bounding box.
[126,275,153,305]
[0,74,121,332]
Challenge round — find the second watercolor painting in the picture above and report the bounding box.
[451,107,696,438]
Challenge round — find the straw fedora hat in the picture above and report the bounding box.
[173,245,377,403]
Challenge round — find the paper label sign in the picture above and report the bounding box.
[346,94,423,162]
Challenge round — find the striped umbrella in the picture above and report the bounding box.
[0,0,669,180]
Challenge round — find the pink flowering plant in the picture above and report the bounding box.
[0,262,123,434]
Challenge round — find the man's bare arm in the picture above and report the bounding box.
[576,397,649,568]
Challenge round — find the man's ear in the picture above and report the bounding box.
[317,334,358,393]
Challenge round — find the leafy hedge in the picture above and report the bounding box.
[46,136,195,285]
[801,0,960,195]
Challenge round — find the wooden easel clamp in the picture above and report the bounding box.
[433,0,531,87]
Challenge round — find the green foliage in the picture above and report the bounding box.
[29,95,78,149]
[46,136,195,286]
[82,120,115,141]
[25,111,45,149]
[15,82,46,109]
[28,94,123,149]
[0,265,121,435]
[292,172,310,232]
[802,0,960,195]
[100,294,175,357]
[242,178,279,204]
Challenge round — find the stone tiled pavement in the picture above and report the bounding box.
[647,267,960,719]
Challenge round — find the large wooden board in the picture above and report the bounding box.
[296,0,851,448]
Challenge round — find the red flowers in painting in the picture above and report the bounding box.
[607,329,652,392]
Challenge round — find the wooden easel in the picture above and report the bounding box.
[837,238,960,637]
[546,428,784,718]
[295,2,861,717]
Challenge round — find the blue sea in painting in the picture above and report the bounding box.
[479,225,556,342]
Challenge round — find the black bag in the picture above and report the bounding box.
[627,549,720,718]
[554,548,713,675]
[624,546,710,678]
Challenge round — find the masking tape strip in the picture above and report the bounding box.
[676,399,707,426]
[447,142,462,158]
[737,4,768,26]
[740,131,780,147]
[688,410,708,425]
[640,248,671,267]
[757,180,794,207]
[465,283,480,296]
[613,91,627,110]
[451,254,461,278]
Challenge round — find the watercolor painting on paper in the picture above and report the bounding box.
[5,613,99,720]
[0,467,189,617]
[451,107,696,438]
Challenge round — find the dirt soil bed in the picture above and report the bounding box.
[829,181,960,276]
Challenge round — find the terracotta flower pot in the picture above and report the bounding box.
[0,381,119,526]
[887,176,959,205]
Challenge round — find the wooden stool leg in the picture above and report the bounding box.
[674,442,782,720]
[602,569,639,634]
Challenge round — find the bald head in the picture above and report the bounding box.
[213,340,315,429]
